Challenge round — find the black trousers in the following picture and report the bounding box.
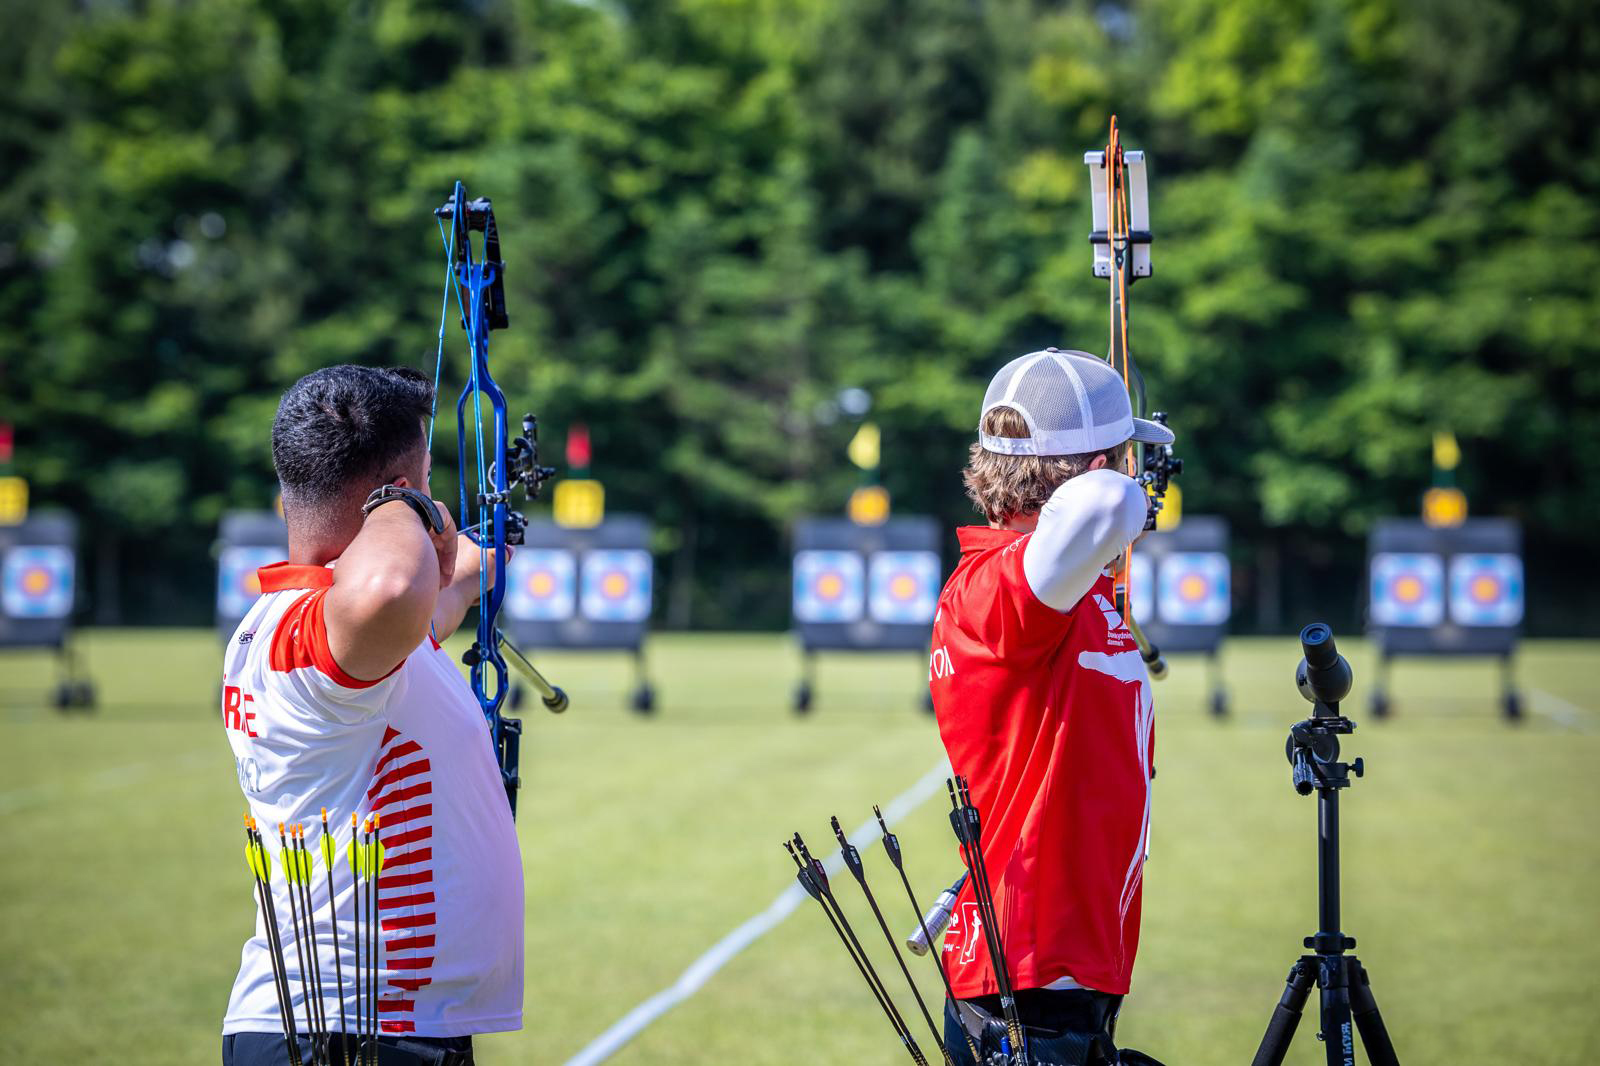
[944,988,1129,1066]
[222,1032,473,1066]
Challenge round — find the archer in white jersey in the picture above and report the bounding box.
[221,366,523,1065]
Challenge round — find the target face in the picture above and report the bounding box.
[1369,552,1445,627]
[3,545,74,619]
[507,548,577,621]
[216,546,283,619]
[1127,554,1155,626]
[793,550,864,624]
[867,550,940,625]
[1157,552,1230,626]
[1448,553,1523,627]
[581,549,653,623]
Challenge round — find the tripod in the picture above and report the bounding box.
[1252,624,1400,1066]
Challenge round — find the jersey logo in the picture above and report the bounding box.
[1091,592,1132,641]
[954,901,986,965]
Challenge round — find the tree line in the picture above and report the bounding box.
[3,0,1595,632]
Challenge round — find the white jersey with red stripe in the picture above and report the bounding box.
[221,563,523,1038]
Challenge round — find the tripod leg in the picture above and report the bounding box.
[1318,956,1355,1066]
[1347,958,1399,1066]
[1251,957,1316,1066]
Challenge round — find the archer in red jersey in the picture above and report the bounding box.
[932,349,1174,1066]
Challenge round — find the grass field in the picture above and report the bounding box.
[1,629,1597,1065]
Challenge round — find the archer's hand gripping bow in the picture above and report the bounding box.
[433,181,569,817]
[1086,119,1183,679]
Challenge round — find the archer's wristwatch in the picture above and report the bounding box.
[362,485,445,534]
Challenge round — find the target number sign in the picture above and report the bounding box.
[1448,553,1522,627]
[1369,553,1445,627]
[794,550,865,624]
[581,549,653,623]
[507,548,578,622]
[2,545,74,618]
[216,546,283,619]
[867,550,939,625]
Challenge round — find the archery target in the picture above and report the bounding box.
[580,549,653,623]
[867,550,940,625]
[793,550,865,624]
[1157,552,1230,626]
[1449,553,1523,627]
[508,548,577,622]
[2,545,74,619]
[1127,553,1155,626]
[1369,553,1445,627]
[216,546,282,619]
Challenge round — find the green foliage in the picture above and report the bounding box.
[2,0,1595,628]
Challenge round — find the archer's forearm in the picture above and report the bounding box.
[1022,469,1149,612]
[431,582,474,642]
[323,506,441,678]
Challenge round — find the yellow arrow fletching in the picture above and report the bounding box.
[373,840,387,877]
[320,831,336,868]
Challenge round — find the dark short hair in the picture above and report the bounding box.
[271,365,434,509]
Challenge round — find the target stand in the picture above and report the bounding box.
[1367,518,1522,720]
[1130,515,1233,716]
[790,516,941,715]
[504,514,656,713]
[1,513,95,710]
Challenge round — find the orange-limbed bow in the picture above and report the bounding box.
[1092,116,1181,680]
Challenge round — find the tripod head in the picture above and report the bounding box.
[1285,623,1363,796]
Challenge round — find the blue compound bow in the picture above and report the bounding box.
[431,181,568,818]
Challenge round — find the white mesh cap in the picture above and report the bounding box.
[979,348,1175,456]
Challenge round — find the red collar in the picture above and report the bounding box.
[956,526,1025,554]
[256,562,335,592]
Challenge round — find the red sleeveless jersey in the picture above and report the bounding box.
[930,526,1154,996]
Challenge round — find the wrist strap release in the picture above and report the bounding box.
[362,485,445,535]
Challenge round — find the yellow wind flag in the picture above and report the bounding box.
[847,423,881,471]
[1432,431,1460,471]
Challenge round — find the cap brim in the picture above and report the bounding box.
[1130,417,1175,445]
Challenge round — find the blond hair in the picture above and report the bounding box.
[963,406,1129,524]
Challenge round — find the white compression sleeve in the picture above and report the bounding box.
[1021,469,1150,613]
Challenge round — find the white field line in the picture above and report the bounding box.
[562,756,952,1066]
[1528,688,1598,733]
[0,750,213,816]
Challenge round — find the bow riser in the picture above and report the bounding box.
[433,181,564,817]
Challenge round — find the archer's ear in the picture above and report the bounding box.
[1088,453,1110,471]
